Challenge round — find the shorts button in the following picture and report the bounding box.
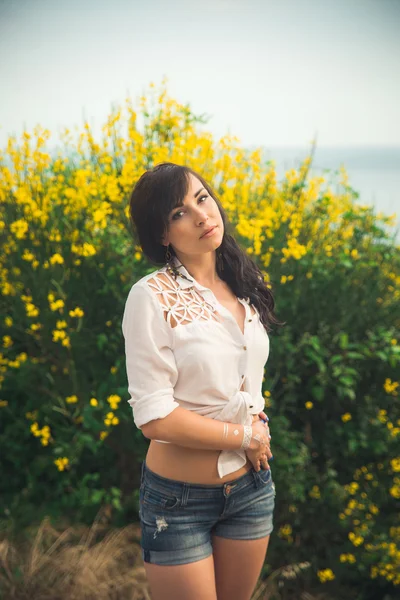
[226,485,232,495]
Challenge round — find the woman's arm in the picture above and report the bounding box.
[142,407,249,450]
[142,408,270,451]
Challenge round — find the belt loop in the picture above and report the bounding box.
[181,483,190,507]
[140,460,146,484]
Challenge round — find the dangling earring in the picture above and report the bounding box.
[165,244,172,263]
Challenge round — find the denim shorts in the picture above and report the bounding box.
[138,460,276,566]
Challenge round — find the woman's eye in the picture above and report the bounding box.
[171,195,208,220]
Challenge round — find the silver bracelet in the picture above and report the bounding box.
[240,425,252,449]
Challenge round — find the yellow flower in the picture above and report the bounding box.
[317,568,335,583]
[54,457,69,471]
[22,250,35,262]
[340,553,356,563]
[100,431,109,440]
[111,417,119,426]
[341,413,352,423]
[345,482,359,495]
[279,524,292,537]
[110,366,118,374]
[390,458,400,472]
[309,485,321,499]
[25,411,38,420]
[41,425,51,438]
[349,532,364,546]
[10,218,29,239]
[348,554,356,564]
[66,395,78,404]
[90,398,98,407]
[2,335,13,348]
[69,307,84,318]
[305,401,313,410]
[107,394,121,410]
[389,485,400,499]
[49,253,64,265]
[49,299,64,312]
[384,378,399,395]
[134,251,142,261]
[0,400,8,407]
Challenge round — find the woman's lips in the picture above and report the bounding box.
[200,226,217,239]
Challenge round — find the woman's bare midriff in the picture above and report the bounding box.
[145,414,261,484]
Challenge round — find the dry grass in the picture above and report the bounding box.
[251,560,333,600]
[0,513,150,600]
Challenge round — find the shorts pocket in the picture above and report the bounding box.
[142,485,181,510]
[258,468,272,486]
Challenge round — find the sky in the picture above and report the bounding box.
[0,0,399,148]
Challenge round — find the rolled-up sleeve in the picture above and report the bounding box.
[121,282,179,429]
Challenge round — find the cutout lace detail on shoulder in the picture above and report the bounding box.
[146,271,221,328]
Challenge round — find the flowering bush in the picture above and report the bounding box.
[0,79,399,598]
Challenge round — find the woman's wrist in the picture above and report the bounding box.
[240,425,252,449]
[221,421,267,451]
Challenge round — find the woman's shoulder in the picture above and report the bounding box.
[127,264,179,297]
[124,265,185,321]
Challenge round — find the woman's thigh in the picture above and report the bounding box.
[212,534,271,600]
[144,554,218,600]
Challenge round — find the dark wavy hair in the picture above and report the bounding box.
[128,162,286,334]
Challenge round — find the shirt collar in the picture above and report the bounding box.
[165,255,251,309]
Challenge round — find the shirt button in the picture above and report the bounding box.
[243,346,247,350]
[248,319,252,322]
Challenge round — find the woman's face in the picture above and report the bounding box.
[162,173,224,258]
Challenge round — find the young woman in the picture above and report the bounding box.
[122,162,285,600]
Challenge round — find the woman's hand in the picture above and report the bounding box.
[252,412,271,439]
[245,419,272,472]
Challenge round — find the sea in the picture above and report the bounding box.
[260,146,400,243]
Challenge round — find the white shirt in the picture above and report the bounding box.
[121,255,270,478]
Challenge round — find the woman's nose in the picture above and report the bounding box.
[196,210,209,225]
